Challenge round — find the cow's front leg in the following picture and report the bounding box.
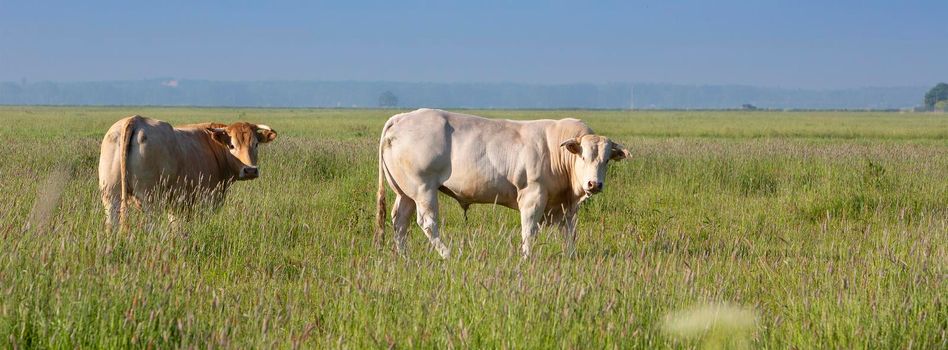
[101,188,122,232]
[167,208,194,238]
[561,204,579,258]
[517,186,547,258]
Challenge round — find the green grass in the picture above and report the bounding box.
[1,106,945,348]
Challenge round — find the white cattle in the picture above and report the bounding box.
[375,108,629,258]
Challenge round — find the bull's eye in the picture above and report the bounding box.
[228,144,235,150]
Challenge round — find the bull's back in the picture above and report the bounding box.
[384,109,543,206]
[386,108,525,169]
[383,109,453,177]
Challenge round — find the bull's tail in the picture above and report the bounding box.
[118,115,140,231]
[374,118,394,246]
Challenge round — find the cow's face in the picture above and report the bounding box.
[208,123,278,180]
[560,135,630,196]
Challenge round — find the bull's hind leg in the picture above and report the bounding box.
[414,188,450,259]
[391,194,416,255]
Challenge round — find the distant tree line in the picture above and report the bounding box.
[0,80,931,109]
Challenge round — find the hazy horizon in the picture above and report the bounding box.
[2,1,946,90]
[0,80,929,109]
[2,78,936,91]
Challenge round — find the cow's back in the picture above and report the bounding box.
[126,118,183,194]
[98,117,133,194]
[99,116,229,207]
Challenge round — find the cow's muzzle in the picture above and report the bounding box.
[239,166,259,180]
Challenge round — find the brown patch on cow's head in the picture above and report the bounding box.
[559,134,629,196]
[206,122,278,180]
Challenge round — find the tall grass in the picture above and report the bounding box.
[1,107,945,348]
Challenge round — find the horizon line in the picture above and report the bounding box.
[1,79,935,91]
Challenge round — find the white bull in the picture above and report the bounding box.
[375,108,629,258]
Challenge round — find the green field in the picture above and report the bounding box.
[1,106,945,348]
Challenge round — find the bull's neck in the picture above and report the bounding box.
[552,148,584,198]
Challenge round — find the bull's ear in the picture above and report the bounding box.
[559,138,581,155]
[207,128,230,146]
[610,142,631,161]
[256,125,277,143]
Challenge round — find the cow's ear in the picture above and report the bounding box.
[559,138,582,155]
[610,142,630,161]
[207,128,230,146]
[256,125,277,143]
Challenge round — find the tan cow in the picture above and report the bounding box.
[375,108,629,258]
[98,115,277,230]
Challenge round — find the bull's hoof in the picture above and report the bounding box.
[394,246,409,257]
[436,246,451,259]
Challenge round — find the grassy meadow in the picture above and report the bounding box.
[0,106,945,348]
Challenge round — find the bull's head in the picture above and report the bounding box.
[559,135,630,196]
[208,122,278,180]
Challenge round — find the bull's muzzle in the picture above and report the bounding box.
[585,180,603,194]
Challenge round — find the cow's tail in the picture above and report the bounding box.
[374,118,394,247]
[118,115,140,231]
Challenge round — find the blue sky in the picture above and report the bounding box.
[1,1,945,88]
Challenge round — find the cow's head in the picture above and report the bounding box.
[207,122,278,180]
[559,135,630,196]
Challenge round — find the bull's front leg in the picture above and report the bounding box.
[547,203,579,258]
[517,186,547,258]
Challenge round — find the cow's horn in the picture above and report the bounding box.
[257,124,272,131]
